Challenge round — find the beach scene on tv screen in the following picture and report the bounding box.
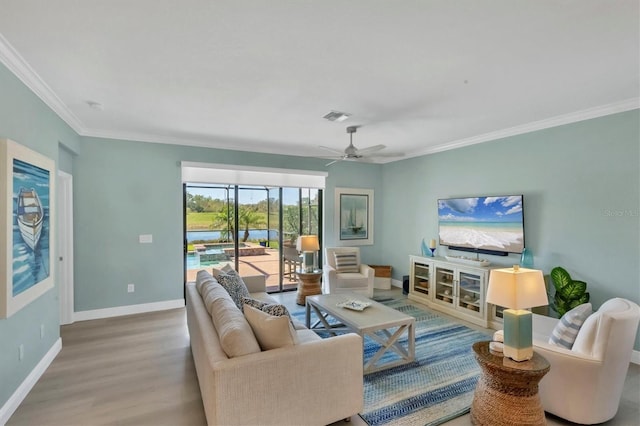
[438,196,524,254]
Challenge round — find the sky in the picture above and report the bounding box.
[438,195,524,222]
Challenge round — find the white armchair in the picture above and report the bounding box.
[323,247,375,298]
[532,298,640,424]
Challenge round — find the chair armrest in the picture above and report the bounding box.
[360,264,374,277]
[211,334,364,425]
[242,274,266,293]
[323,265,337,293]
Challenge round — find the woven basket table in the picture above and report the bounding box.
[295,270,322,305]
[470,341,550,426]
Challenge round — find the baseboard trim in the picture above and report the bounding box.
[74,299,185,322]
[0,337,62,425]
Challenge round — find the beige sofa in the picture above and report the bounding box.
[186,270,364,426]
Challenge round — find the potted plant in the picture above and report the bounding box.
[550,266,590,316]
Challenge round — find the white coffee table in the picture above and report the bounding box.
[305,293,416,374]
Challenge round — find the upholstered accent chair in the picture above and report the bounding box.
[323,247,375,298]
[532,298,640,424]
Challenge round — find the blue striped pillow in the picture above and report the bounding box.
[334,253,359,273]
[549,303,592,349]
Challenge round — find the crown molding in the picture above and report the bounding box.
[0,33,85,134]
[2,33,637,161]
[406,98,640,160]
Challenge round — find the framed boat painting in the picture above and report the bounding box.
[334,187,374,246]
[1,139,55,318]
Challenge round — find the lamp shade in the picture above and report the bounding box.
[486,266,548,310]
[296,235,319,252]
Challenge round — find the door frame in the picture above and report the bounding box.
[57,170,74,324]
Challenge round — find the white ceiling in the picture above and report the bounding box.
[0,1,638,163]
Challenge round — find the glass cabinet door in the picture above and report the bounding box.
[435,266,454,306]
[412,262,430,296]
[458,271,482,316]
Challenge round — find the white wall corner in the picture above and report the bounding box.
[0,338,62,425]
[631,349,640,365]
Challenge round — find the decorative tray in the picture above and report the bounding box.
[337,299,372,311]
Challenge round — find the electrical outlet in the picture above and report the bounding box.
[19,344,24,361]
[127,284,135,293]
[40,324,45,339]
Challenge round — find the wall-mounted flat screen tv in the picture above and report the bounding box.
[438,195,525,256]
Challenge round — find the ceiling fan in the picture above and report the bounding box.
[319,126,404,166]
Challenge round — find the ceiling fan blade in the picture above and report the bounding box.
[325,159,341,166]
[318,145,345,155]
[357,144,386,155]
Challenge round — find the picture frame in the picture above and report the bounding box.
[1,139,55,318]
[334,187,374,246]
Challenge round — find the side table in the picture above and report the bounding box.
[470,341,550,426]
[296,270,322,305]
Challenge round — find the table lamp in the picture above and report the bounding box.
[486,265,548,362]
[296,235,319,273]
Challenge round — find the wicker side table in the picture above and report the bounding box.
[470,341,550,426]
[296,270,322,305]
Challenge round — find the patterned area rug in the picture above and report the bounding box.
[291,298,491,426]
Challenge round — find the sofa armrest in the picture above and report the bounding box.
[242,274,266,293]
[209,334,364,425]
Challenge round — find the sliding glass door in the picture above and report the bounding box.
[184,184,321,292]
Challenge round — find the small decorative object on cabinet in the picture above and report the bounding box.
[408,255,491,327]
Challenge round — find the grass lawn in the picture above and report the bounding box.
[186,212,217,230]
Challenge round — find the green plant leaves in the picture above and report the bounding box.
[550,267,572,289]
[550,267,590,316]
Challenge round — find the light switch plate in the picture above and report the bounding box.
[139,234,153,243]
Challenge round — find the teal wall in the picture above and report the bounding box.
[73,137,384,311]
[380,110,640,348]
[0,64,80,406]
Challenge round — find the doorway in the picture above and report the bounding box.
[184,184,322,292]
[57,171,74,324]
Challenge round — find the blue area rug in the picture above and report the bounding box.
[291,298,491,425]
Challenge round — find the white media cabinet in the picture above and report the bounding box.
[408,255,500,328]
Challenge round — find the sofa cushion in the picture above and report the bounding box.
[196,269,218,295]
[203,280,261,358]
[549,303,592,349]
[334,252,359,273]
[244,305,299,351]
[217,270,251,310]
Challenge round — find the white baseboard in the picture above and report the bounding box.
[0,338,62,425]
[73,299,185,322]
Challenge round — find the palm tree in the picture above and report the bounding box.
[238,207,265,242]
[213,207,235,242]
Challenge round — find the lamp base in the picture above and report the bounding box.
[502,309,533,362]
[302,251,315,273]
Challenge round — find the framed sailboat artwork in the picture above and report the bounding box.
[335,187,373,246]
[1,139,55,318]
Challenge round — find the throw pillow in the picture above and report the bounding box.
[211,263,234,279]
[241,296,291,317]
[243,305,299,351]
[334,252,359,273]
[549,303,593,349]
[217,270,251,310]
